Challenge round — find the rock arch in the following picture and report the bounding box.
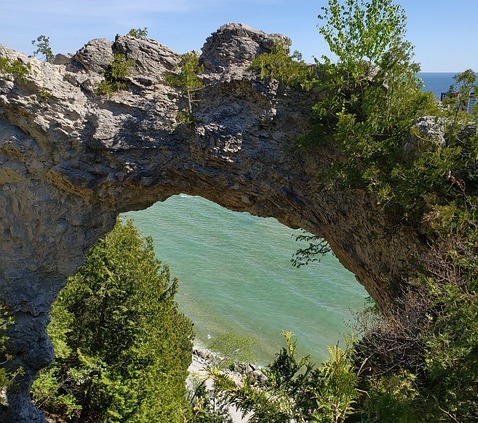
[0,24,423,421]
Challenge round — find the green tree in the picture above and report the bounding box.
[250,39,316,90]
[166,52,204,121]
[32,35,54,62]
[95,54,134,96]
[127,27,148,39]
[442,68,477,132]
[314,0,434,216]
[33,219,194,422]
[318,0,411,67]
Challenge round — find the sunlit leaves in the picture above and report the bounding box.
[33,219,194,422]
[95,54,134,96]
[250,39,316,90]
[166,52,204,120]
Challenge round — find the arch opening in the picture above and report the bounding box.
[124,194,368,364]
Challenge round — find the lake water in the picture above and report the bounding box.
[124,73,457,365]
[125,196,367,365]
[418,72,456,98]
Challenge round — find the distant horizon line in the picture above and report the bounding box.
[419,71,462,74]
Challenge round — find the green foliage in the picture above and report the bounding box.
[187,334,256,422]
[443,68,476,111]
[351,221,478,421]
[33,219,194,422]
[211,331,359,423]
[0,307,14,391]
[364,371,420,423]
[37,87,53,103]
[312,0,437,220]
[291,231,331,268]
[166,52,204,120]
[32,35,54,62]
[314,345,359,423]
[0,57,30,81]
[127,27,148,39]
[312,1,478,228]
[250,39,316,90]
[421,281,478,421]
[95,54,134,96]
[188,376,233,423]
[355,275,478,422]
[318,0,410,67]
[285,3,477,422]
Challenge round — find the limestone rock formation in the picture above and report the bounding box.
[0,23,425,421]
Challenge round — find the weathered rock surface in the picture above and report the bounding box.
[0,23,425,421]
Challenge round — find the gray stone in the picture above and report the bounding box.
[72,38,114,73]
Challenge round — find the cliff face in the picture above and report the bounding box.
[0,24,424,421]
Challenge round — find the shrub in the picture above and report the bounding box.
[95,54,134,96]
[33,219,194,422]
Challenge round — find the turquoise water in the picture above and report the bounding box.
[125,196,367,365]
[124,74,451,365]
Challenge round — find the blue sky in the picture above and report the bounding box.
[0,0,476,72]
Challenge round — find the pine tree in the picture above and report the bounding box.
[33,219,194,422]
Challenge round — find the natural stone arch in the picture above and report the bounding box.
[0,24,424,421]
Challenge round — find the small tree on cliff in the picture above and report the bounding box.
[95,54,134,96]
[166,52,204,122]
[32,35,54,62]
[33,219,194,422]
[127,27,148,39]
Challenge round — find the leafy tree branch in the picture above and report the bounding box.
[166,52,204,123]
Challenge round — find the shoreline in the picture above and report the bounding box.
[188,346,252,423]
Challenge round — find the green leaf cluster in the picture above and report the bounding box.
[250,39,316,90]
[166,52,204,121]
[211,331,358,423]
[32,35,54,62]
[0,56,30,81]
[189,376,233,423]
[0,307,14,391]
[291,230,331,268]
[33,219,194,422]
[127,28,148,39]
[95,54,134,96]
[318,0,410,68]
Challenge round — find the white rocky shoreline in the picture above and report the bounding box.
[188,347,258,423]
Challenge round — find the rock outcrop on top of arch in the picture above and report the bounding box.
[0,24,425,421]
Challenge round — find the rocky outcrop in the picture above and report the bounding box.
[0,23,425,421]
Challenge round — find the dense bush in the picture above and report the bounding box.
[95,54,134,96]
[33,219,194,422]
